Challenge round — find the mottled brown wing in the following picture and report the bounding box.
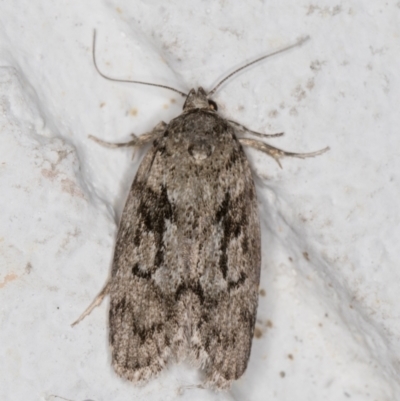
[108,142,176,383]
[109,110,261,388]
[184,133,261,389]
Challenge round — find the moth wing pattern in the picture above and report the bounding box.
[109,105,261,389]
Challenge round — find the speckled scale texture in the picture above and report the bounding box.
[109,89,261,390]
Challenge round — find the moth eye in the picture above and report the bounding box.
[208,100,218,111]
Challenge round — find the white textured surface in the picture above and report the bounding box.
[1,1,399,400]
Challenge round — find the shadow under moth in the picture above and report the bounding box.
[72,31,328,390]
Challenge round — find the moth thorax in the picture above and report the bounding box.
[188,141,214,161]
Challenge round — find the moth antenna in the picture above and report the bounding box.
[208,36,310,97]
[92,30,187,97]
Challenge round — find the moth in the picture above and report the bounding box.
[72,31,328,390]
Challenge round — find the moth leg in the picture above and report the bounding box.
[239,137,329,168]
[177,384,204,395]
[228,120,284,139]
[88,121,167,149]
[71,281,110,327]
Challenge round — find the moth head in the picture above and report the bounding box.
[92,31,310,120]
[183,87,218,112]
